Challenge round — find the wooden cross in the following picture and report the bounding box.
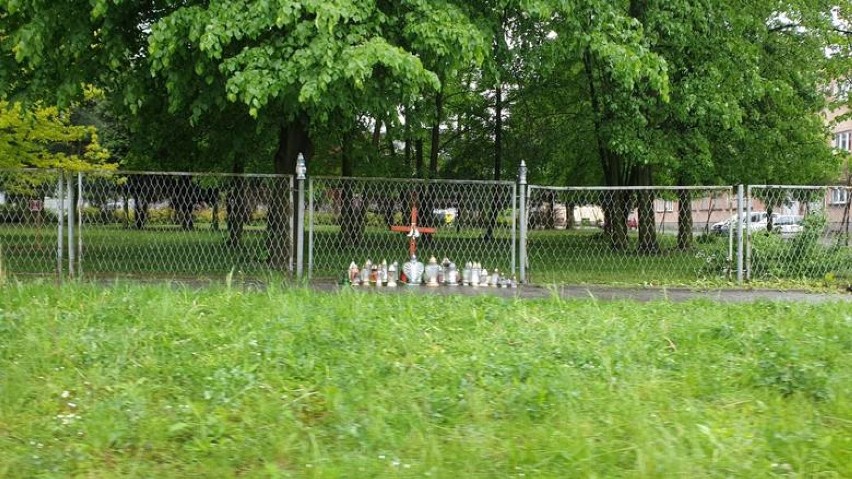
[390,192,436,257]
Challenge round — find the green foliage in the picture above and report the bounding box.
[750,214,852,280]
[0,100,113,171]
[0,203,58,224]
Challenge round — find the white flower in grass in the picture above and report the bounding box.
[60,390,71,399]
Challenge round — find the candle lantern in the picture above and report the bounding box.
[425,256,441,287]
[370,263,379,285]
[447,262,459,286]
[480,267,490,287]
[379,259,388,286]
[348,262,360,286]
[403,255,424,286]
[387,261,398,287]
[360,260,372,284]
[441,257,451,284]
[463,262,472,286]
[471,262,481,287]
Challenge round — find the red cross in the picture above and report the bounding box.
[390,194,436,257]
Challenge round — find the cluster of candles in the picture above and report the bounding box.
[347,256,518,288]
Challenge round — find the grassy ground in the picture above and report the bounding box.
[1,222,849,286]
[1,283,850,477]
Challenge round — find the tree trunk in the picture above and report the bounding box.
[567,203,576,229]
[403,107,413,175]
[636,167,659,254]
[122,186,130,229]
[133,197,148,230]
[765,202,774,234]
[484,80,504,241]
[429,88,443,179]
[677,188,693,250]
[174,175,195,231]
[210,188,220,232]
[227,160,248,248]
[339,128,365,246]
[603,192,630,251]
[420,88,444,238]
[415,139,424,179]
[268,118,310,269]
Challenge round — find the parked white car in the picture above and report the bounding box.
[771,215,804,238]
[713,212,770,235]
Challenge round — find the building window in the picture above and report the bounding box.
[836,131,851,151]
[830,187,849,205]
[655,199,674,212]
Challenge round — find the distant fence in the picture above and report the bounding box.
[1,168,850,286]
[524,185,736,284]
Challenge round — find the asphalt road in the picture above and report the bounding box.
[314,282,852,303]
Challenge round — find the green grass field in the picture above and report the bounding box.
[2,222,850,286]
[1,283,850,477]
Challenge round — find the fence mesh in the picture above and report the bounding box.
[308,177,517,282]
[4,167,852,287]
[746,186,852,282]
[525,186,736,284]
[77,171,294,279]
[0,169,64,278]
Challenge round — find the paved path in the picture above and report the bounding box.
[313,282,852,303]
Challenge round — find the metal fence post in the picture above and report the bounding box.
[77,172,83,278]
[57,173,64,280]
[736,184,744,284]
[66,171,76,279]
[307,176,314,281]
[295,153,306,279]
[745,185,753,282]
[511,182,517,278]
[518,160,528,284]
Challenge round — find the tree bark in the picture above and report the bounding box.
[269,117,311,269]
[339,127,365,246]
[227,159,248,247]
[415,139,424,179]
[484,79,504,241]
[635,166,660,254]
[677,188,693,250]
[174,175,195,231]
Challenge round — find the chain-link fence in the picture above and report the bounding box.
[524,186,736,284]
[0,169,65,278]
[0,170,296,281]
[74,171,294,279]
[4,167,852,287]
[746,185,852,282]
[308,177,517,282]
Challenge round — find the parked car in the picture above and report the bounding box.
[713,212,770,235]
[771,214,804,238]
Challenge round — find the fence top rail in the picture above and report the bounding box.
[1,168,297,179]
[97,170,294,179]
[749,184,848,190]
[310,175,514,186]
[528,185,734,192]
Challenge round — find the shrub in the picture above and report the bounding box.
[0,203,58,224]
[194,207,226,224]
[749,213,847,279]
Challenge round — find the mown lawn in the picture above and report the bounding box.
[1,283,850,477]
[2,223,732,285]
